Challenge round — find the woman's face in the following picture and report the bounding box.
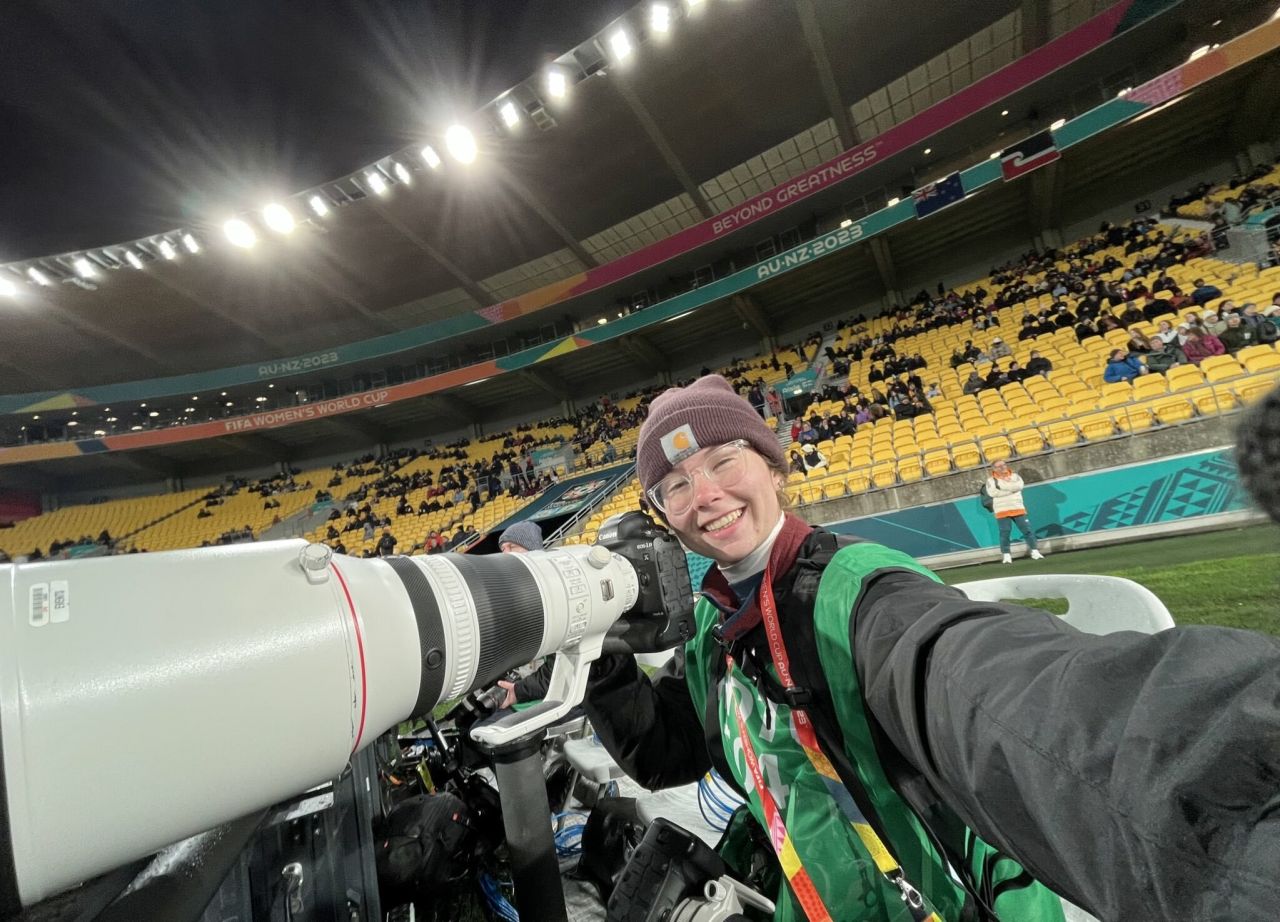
[662,445,783,567]
[1159,321,1172,332]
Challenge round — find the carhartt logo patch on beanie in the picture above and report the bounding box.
[637,374,785,493]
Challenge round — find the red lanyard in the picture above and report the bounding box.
[723,567,941,921]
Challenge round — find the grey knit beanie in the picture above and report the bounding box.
[498,520,544,551]
[637,374,785,493]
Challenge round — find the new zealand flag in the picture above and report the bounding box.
[911,172,965,218]
[1000,130,1061,181]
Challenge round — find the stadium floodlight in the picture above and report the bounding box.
[158,239,178,260]
[1000,109,1009,116]
[393,161,412,185]
[308,194,330,217]
[185,407,195,413]
[1116,86,1132,98]
[27,267,50,286]
[651,2,671,31]
[887,197,900,206]
[182,233,200,254]
[840,219,853,228]
[73,257,96,279]
[124,249,144,270]
[255,396,268,403]
[597,318,608,325]
[609,28,633,62]
[364,170,389,195]
[686,0,704,9]
[224,218,257,248]
[989,151,1000,159]
[262,203,296,234]
[923,147,932,155]
[500,101,519,128]
[130,425,143,431]
[1050,118,1066,131]
[547,68,568,98]
[0,277,15,297]
[1187,44,1212,62]
[420,145,442,169]
[66,420,77,427]
[1274,5,1280,21]
[93,430,106,437]
[445,125,477,164]
[106,416,118,423]
[148,411,159,418]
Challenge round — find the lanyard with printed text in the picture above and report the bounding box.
[726,566,943,922]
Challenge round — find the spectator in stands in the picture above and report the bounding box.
[1203,311,1228,336]
[962,371,986,395]
[796,421,820,445]
[800,444,827,473]
[985,460,1045,564]
[984,364,1009,390]
[1074,317,1098,343]
[1025,350,1053,378]
[1118,301,1145,327]
[362,520,376,541]
[990,337,1011,360]
[1182,327,1226,365]
[601,440,618,463]
[1259,305,1280,343]
[1126,329,1153,354]
[1190,278,1223,306]
[1219,315,1258,354]
[376,528,398,557]
[1144,337,1183,374]
[332,541,347,555]
[788,449,806,476]
[1153,319,1178,344]
[1104,349,1147,383]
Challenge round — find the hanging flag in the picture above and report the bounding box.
[911,172,965,218]
[1000,130,1061,181]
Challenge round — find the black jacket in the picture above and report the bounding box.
[584,535,1280,920]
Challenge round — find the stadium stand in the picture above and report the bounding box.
[4,222,1277,559]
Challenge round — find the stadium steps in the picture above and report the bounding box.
[259,501,334,542]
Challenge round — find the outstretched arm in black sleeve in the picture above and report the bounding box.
[582,649,711,790]
[853,570,1280,921]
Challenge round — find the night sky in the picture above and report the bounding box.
[0,0,631,261]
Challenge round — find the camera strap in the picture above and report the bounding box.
[724,567,942,922]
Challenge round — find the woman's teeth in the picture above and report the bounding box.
[703,510,742,532]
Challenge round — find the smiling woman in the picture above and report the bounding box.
[581,371,1280,921]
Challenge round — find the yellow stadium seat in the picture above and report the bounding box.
[820,481,847,501]
[897,457,924,483]
[845,469,872,494]
[1151,397,1195,424]
[1131,375,1169,400]
[1094,389,1131,409]
[1044,420,1080,448]
[1243,350,1280,374]
[871,462,897,489]
[1203,359,1247,385]
[1010,427,1045,456]
[922,449,952,477]
[1187,386,1237,416]
[1237,375,1280,404]
[800,484,821,505]
[979,435,1013,462]
[951,441,983,469]
[1076,413,1117,441]
[1165,365,1206,392]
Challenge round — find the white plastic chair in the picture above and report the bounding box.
[954,573,1174,922]
[954,573,1174,635]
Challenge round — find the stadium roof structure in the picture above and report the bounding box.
[1,0,1277,489]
